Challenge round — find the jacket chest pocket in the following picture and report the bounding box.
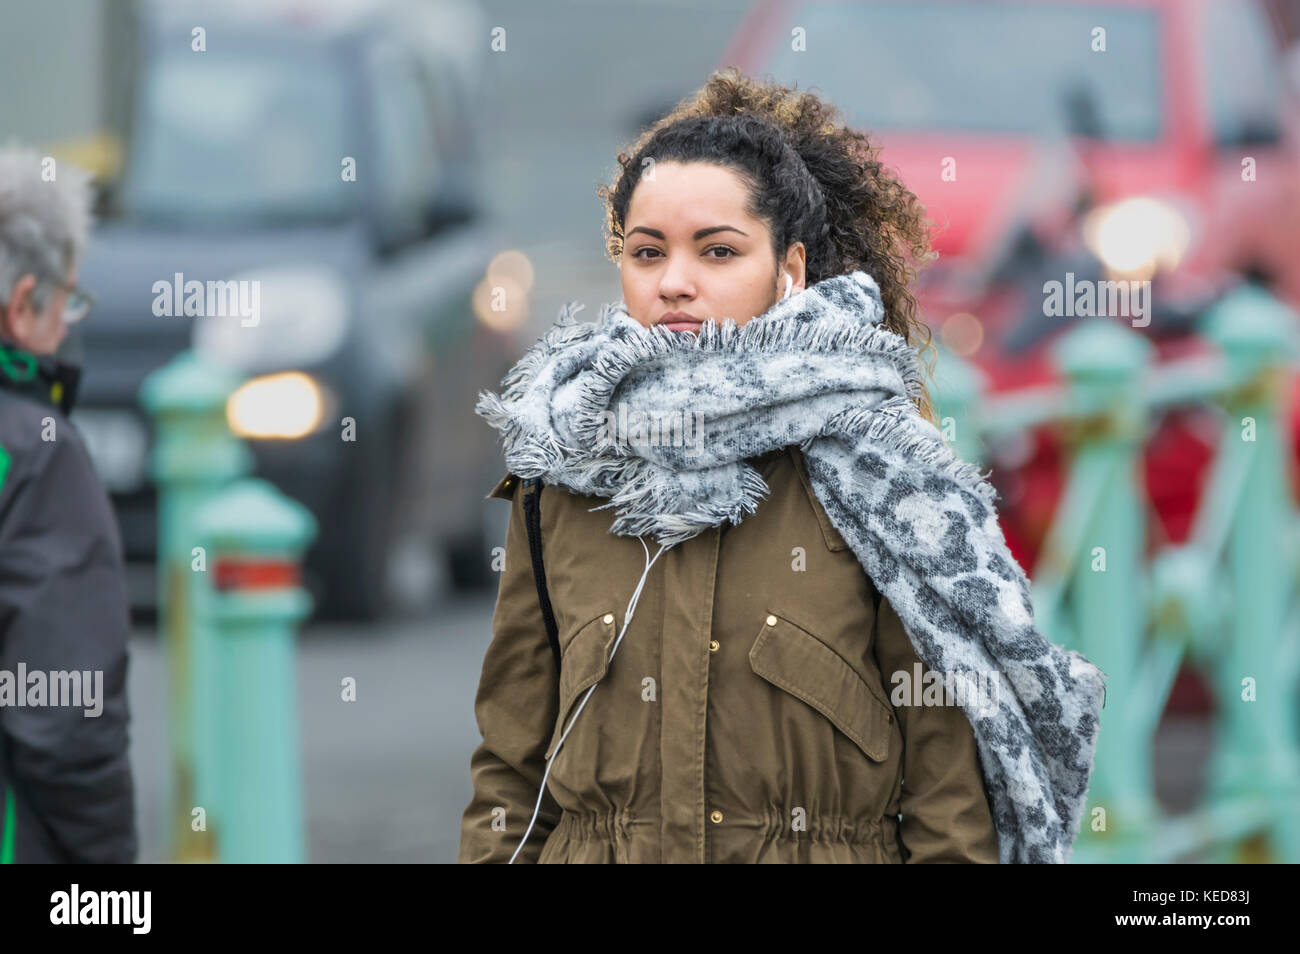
[544,611,619,760]
[748,611,894,763]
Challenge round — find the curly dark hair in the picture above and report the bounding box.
[597,68,940,423]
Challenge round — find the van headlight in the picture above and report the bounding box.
[227,371,333,439]
[193,265,350,372]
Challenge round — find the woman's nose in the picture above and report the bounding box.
[658,263,695,300]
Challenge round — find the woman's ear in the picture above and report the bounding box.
[782,242,807,294]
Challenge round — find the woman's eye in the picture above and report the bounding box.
[630,246,734,260]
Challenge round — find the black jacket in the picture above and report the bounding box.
[0,341,137,863]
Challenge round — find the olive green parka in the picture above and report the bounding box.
[458,444,998,863]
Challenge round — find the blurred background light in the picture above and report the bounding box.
[227,371,328,439]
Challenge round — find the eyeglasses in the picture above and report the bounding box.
[53,279,95,324]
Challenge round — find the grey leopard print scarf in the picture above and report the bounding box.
[475,269,1107,863]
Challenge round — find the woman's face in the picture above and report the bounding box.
[620,160,806,333]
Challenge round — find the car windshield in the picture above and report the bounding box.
[761,0,1163,140]
[119,47,358,224]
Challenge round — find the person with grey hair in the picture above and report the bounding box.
[0,142,136,863]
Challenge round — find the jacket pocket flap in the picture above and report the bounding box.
[749,613,893,762]
[545,611,618,759]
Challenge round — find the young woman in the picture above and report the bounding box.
[460,70,1105,864]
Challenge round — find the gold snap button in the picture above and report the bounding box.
[602,613,614,625]
[886,712,893,723]
[710,810,723,824]
[708,639,720,653]
[765,614,777,627]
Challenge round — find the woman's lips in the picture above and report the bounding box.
[659,312,703,332]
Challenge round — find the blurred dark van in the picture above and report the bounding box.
[73,0,514,619]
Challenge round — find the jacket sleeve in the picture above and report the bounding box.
[458,476,562,863]
[0,428,137,863]
[871,589,999,864]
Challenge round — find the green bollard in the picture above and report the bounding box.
[1050,320,1155,861]
[194,478,316,863]
[1201,283,1300,863]
[140,351,251,863]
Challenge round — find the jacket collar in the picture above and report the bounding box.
[0,340,82,416]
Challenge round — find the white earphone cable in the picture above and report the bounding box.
[508,534,672,863]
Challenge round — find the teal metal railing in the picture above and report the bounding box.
[931,282,1300,862]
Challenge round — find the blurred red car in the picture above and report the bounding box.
[723,0,1300,710]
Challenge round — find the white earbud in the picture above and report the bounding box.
[782,273,794,300]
